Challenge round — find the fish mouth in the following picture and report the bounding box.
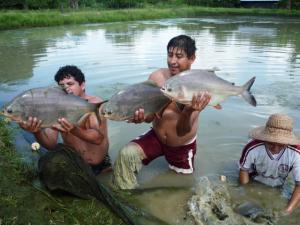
[160,87,172,98]
[100,110,113,119]
[0,110,10,118]
[101,113,109,118]
[0,111,20,122]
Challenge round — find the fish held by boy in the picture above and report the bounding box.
[100,80,171,121]
[0,86,104,127]
[161,69,256,109]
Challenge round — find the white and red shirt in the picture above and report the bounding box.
[239,139,300,187]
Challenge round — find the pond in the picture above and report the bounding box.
[0,16,300,224]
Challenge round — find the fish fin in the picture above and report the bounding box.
[154,112,161,119]
[206,66,220,72]
[49,86,69,94]
[77,113,91,126]
[155,100,172,118]
[177,70,190,76]
[213,104,222,110]
[179,86,188,99]
[142,80,159,87]
[77,100,108,126]
[241,77,257,107]
[175,102,185,111]
[94,100,108,125]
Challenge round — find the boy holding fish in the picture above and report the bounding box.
[239,113,300,215]
[19,65,111,174]
[113,35,211,189]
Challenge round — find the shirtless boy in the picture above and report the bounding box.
[113,35,211,189]
[19,65,110,174]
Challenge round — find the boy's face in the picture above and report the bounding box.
[58,76,85,97]
[265,141,286,153]
[167,47,195,76]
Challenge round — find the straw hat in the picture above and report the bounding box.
[249,113,300,145]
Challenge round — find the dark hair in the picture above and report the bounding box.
[54,65,85,85]
[167,35,196,59]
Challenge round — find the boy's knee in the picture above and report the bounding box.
[113,142,144,190]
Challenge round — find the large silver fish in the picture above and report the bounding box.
[101,81,170,121]
[161,69,256,108]
[1,86,101,127]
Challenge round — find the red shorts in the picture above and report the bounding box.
[132,129,197,174]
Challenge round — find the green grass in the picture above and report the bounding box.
[0,6,299,30]
[0,118,123,225]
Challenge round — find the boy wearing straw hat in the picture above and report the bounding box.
[239,113,300,214]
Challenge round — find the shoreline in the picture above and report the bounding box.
[1,6,300,30]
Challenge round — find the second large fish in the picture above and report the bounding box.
[101,81,170,121]
[161,69,256,108]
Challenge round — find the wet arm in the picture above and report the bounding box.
[18,117,58,150]
[176,107,200,137]
[34,128,58,150]
[176,92,211,137]
[69,115,105,145]
[285,185,300,214]
[70,126,104,145]
[239,170,250,185]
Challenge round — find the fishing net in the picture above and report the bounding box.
[38,143,103,200]
[38,144,169,225]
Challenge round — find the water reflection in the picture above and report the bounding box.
[0,16,300,224]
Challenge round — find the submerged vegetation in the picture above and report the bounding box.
[0,118,123,225]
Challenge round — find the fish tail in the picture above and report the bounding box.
[95,100,108,125]
[241,76,257,107]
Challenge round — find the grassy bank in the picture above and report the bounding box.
[1,6,300,30]
[0,118,123,225]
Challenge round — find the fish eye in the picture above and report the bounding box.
[6,108,13,114]
[167,88,172,92]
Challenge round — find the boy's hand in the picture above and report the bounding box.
[52,118,75,133]
[127,108,146,123]
[187,91,211,112]
[19,117,42,133]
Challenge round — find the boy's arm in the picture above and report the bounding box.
[19,117,58,149]
[239,170,250,185]
[52,114,105,145]
[284,185,300,214]
[176,92,211,137]
[34,128,59,149]
[285,152,300,214]
[239,140,257,185]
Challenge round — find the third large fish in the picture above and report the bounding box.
[161,69,256,108]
